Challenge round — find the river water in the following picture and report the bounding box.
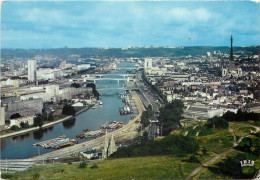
[0,62,137,159]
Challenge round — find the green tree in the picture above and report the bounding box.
[208,153,257,179]
[24,121,30,128]
[86,83,100,100]
[48,113,54,121]
[71,83,81,88]
[20,121,26,128]
[147,104,153,117]
[10,113,22,119]
[207,116,229,129]
[34,116,44,128]
[62,105,76,116]
[158,100,184,135]
[10,125,20,131]
[141,111,150,128]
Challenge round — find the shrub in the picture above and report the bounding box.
[199,128,214,136]
[62,105,76,116]
[90,163,98,169]
[10,125,20,131]
[33,173,40,179]
[78,161,87,168]
[202,146,208,155]
[111,134,199,158]
[208,153,258,179]
[1,173,13,179]
[185,155,201,163]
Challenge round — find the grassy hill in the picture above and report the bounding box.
[2,121,259,180]
[1,156,199,180]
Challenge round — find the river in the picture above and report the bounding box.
[0,62,137,159]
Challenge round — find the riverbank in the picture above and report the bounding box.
[0,105,92,139]
[29,91,144,160]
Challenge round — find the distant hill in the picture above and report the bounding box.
[2,46,260,59]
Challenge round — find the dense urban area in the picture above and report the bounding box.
[1,38,260,179]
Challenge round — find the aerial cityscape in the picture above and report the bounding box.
[0,1,259,180]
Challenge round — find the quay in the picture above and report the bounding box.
[28,91,145,161]
[0,105,91,139]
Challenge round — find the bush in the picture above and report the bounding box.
[110,134,199,158]
[10,125,20,131]
[236,136,260,155]
[199,128,214,136]
[71,83,81,88]
[208,153,258,179]
[184,155,201,163]
[207,116,229,129]
[90,163,98,169]
[10,113,22,119]
[222,110,260,122]
[1,173,13,179]
[159,100,184,135]
[33,116,44,128]
[78,161,87,168]
[202,146,208,155]
[33,173,40,179]
[62,105,76,116]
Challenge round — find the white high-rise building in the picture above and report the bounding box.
[28,59,37,82]
[144,58,152,69]
[0,104,5,126]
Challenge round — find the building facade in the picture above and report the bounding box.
[28,59,37,82]
[7,98,43,120]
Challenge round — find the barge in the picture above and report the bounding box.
[100,121,124,129]
[33,135,78,149]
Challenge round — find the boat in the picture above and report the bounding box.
[99,101,103,105]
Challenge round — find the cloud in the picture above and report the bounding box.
[168,7,213,22]
[1,1,259,48]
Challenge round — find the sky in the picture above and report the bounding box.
[1,1,260,49]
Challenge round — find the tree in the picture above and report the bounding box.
[86,83,100,100]
[158,100,184,135]
[10,125,19,131]
[208,153,257,179]
[62,104,76,116]
[71,83,81,88]
[48,113,54,121]
[147,104,153,117]
[141,111,151,128]
[10,113,22,119]
[34,116,43,128]
[20,121,25,128]
[207,116,229,129]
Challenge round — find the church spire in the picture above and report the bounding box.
[230,35,233,61]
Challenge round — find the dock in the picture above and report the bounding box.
[84,129,105,138]
[33,136,78,149]
[100,121,124,129]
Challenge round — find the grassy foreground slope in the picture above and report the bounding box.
[1,156,199,180]
[2,121,259,180]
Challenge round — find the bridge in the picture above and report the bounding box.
[96,87,139,91]
[84,77,135,83]
[110,67,137,70]
[92,74,135,78]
